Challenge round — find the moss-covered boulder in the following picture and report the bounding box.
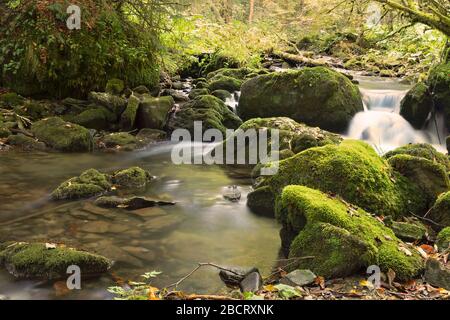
[189,88,210,100]
[385,143,450,171]
[387,220,428,243]
[237,67,364,133]
[167,95,242,136]
[400,83,433,129]
[31,117,91,152]
[105,79,125,95]
[436,227,450,252]
[211,90,232,102]
[112,167,153,189]
[427,62,450,131]
[247,186,276,217]
[51,169,112,200]
[0,125,11,138]
[6,134,47,151]
[88,92,127,119]
[102,132,137,150]
[428,192,450,231]
[277,186,424,280]
[0,242,111,279]
[0,93,24,107]
[207,76,243,92]
[206,67,268,81]
[387,155,449,207]
[251,140,425,218]
[135,96,174,130]
[120,95,140,131]
[69,107,115,131]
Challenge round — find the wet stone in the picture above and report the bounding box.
[219,266,259,287]
[424,259,450,290]
[280,269,317,287]
[239,271,263,293]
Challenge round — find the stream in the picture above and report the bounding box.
[0,75,447,300]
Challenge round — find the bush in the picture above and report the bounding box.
[0,0,162,98]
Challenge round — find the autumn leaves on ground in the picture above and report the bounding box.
[0,0,449,300]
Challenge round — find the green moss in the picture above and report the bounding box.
[388,154,449,206]
[207,76,243,92]
[259,140,425,218]
[0,126,10,138]
[88,92,127,118]
[427,62,450,131]
[120,95,140,130]
[211,90,232,102]
[31,117,91,152]
[0,242,111,279]
[400,83,433,130]
[113,167,152,189]
[238,67,364,133]
[51,169,111,200]
[0,93,24,107]
[6,134,46,151]
[385,143,450,171]
[70,107,115,131]
[436,227,450,252]
[105,79,125,95]
[388,221,428,242]
[428,192,450,231]
[189,89,210,100]
[103,132,137,148]
[168,95,242,136]
[206,67,268,80]
[278,186,424,280]
[195,81,209,89]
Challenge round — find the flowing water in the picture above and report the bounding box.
[347,76,448,153]
[0,75,448,300]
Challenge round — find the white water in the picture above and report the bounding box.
[347,76,448,153]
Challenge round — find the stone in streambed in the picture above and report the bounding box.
[188,88,210,100]
[88,92,127,118]
[136,128,166,148]
[427,192,450,231]
[211,90,232,102]
[135,96,174,130]
[239,271,263,293]
[105,78,125,95]
[400,83,433,130]
[424,258,450,290]
[436,227,450,252]
[102,132,137,149]
[95,196,175,210]
[6,134,47,151]
[280,269,316,287]
[69,107,115,131]
[31,117,91,152]
[120,95,140,131]
[112,167,153,189]
[51,169,111,200]
[0,242,111,279]
[207,76,242,92]
[219,266,259,287]
[384,143,450,171]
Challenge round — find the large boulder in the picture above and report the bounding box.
[31,117,91,152]
[207,76,243,92]
[120,95,140,131]
[0,242,111,279]
[428,192,450,231]
[206,67,268,81]
[88,92,127,119]
[237,67,364,132]
[69,107,115,131]
[277,186,424,280]
[135,96,174,130]
[427,62,450,130]
[250,140,425,218]
[384,143,450,171]
[400,83,433,129]
[167,95,242,136]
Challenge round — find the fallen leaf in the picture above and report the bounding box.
[314,276,325,290]
[387,269,396,287]
[359,280,374,290]
[147,286,160,300]
[416,247,428,259]
[53,281,70,297]
[398,245,412,256]
[420,244,435,255]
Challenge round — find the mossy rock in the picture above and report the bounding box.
[51,169,111,200]
[136,128,167,148]
[206,67,268,81]
[88,92,127,119]
[195,81,209,89]
[69,107,115,131]
[120,95,140,131]
[207,76,243,92]
[427,62,450,131]
[277,186,424,280]
[133,85,151,95]
[135,96,174,130]
[428,192,450,231]
[189,88,210,100]
[167,95,242,136]
[400,83,433,130]
[252,140,426,218]
[6,134,47,151]
[31,117,92,152]
[247,186,276,217]
[385,143,450,171]
[0,93,24,107]
[0,242,111,279]
[112,167,152,189]
[387,155,449,207]
[0,125,11,138]
[102,132,137,149]
[14,100,52,120]
[237,67,364,133]
[436,227,450,252]
[105,79,125,95]
[388,220,428,242]
[211,90,232,102]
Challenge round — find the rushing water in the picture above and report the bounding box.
[347,76,448,153]
[0,148,280,299]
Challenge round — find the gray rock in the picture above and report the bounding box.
[219,266,259,287]
[424,258,450,290]
[239,271,263,293]
[95,196,175,210]
[280,269,316,287]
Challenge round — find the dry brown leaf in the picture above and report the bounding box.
[398,245,412,256]
[387,269,396,287]
[314,276,326,290]
[420,244,435,255]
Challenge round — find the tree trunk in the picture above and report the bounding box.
[248,0,255,24]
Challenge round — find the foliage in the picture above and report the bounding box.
[108,271,162,300]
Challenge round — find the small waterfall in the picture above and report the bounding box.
[347,78,447,153]
[226,91,241,112]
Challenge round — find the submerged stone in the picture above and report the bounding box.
[95,196,174,210]
[0,242,111,279]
